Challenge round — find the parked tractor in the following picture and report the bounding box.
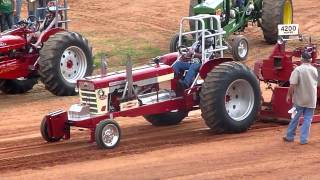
[0,0,93,96]
[40,15,261,149]
[170,0,294,61]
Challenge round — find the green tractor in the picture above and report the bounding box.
[170,0,293,61]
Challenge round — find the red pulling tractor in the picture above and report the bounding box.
[41,15,261,148]
[40,17,319,149]
[0,0,93,95]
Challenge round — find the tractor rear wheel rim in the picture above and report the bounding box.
[225,79,254,121]
[283,0,293,24]
[60,46,87,84]
[238,41,248,58]
[101,124,119,147]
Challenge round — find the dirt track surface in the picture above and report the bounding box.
[1,0,320,179]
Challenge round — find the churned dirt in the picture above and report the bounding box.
[1,0,320,179]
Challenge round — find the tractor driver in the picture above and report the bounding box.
[173,35,214,90]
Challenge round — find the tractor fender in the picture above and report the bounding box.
[160,52,179,66]
[199,58,233,79]
[39,27,65,43]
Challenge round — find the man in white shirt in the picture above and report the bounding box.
[283,51,318,145]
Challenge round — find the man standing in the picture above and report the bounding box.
[0,0,16,32]
[13,0,21,24]
[27,0,47,19]
[283,51,318,145]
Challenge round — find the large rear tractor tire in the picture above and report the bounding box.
[144,111,188,126]
[261,0,293,44]
[200,62,260,133]
[0,78,37,94]
[38,31,93,96]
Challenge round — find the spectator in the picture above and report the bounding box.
[27,0,48,19]
[0,0,16,32]
[283,51,318,145]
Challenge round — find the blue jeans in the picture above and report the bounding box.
[285,105,314,144]
[14,0,22,24]
[172,61,201,87]
[1,13,14,32]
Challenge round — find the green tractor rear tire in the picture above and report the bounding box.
[261,0,293,44]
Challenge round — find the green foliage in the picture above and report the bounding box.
[93,39,163,71]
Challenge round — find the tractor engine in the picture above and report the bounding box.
[0,35,26,57]
[68,63,175,120]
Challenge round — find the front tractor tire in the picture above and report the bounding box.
[200,62,260,133]
[38,31,93,96]
[95,120,121,149]
[261,0,293,44]
[231,35,249,62]
[0,78,37,94]
[144,111,188,126]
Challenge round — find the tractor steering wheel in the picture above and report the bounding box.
[17,15,40,31]
[26,15,40,31]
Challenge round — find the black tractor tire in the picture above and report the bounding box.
[38,31,93,96]
[0,78,37,94]
[144,111,188,126]
[200,62,260,133]
[189,0,201,31]
[261,0,293,44]
[232,35,249,62]
[169,34,187,53]
[95,119,121,149]
[40,117,63,142]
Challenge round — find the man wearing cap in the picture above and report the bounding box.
[283,51,318,145]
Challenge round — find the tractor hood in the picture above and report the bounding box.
[78,64,174,90]
[0,35,26,53]
[193,0,224,14]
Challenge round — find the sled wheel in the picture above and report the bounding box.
[261,0,293,44]
[40,117,63,142]
[232,35,249,61]
[39,31,93,96]
[200,62,260,133]
[95,120,121,149]
[169,33,188,53]
[0,78,37,94]
[144,110,188,126]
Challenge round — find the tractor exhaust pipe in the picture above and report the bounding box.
[126,55,134,98]
[100,55,107,76]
